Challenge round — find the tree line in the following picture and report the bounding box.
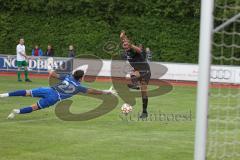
[0,0,238,64]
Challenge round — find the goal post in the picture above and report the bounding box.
[195,0,240,159]
[194,0,214,160]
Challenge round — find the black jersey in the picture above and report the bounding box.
[125,48,150,71]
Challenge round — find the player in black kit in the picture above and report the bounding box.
[120,31,151,118]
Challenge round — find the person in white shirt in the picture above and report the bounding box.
[16,38,32,82]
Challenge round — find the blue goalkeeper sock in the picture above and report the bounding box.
[19,106,33,114]
[9,90,26,97]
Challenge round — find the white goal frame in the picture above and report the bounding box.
[194,0,214,160]
[194,1,240,160]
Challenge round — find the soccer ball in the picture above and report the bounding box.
[121,103,133,115]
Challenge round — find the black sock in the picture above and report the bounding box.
[131,75,138,86]
[142,96,148,113]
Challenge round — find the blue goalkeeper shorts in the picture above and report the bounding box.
[31,87,60,109]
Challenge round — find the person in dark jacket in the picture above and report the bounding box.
[68,45,75,57]
[45,45,54,57]
[145,47,152,61]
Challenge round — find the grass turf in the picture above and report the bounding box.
[1,75,232,160]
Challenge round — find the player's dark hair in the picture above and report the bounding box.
[73,70,85,81]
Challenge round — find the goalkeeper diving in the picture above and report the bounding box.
[0,68,117,119]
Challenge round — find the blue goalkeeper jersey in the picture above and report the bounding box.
[51,74,88,100]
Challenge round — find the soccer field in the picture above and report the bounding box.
[0,76,213,160]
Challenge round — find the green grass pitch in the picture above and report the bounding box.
[1,75,233,160]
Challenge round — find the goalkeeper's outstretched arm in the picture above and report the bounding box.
[48,70,117,96]
[87,89,111,95]
[87,86,117,96]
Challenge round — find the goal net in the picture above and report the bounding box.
[207,0,240,159]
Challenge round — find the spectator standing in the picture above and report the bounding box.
[16,38,32,82]
[45,45,54,56]
[145,47,152,61]
[32,45,43,56]
[68,45,75,57]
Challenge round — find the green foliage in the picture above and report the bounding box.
[0,0,201,63]
[0,0,200,18]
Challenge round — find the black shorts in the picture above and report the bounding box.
[139,70,151,84]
